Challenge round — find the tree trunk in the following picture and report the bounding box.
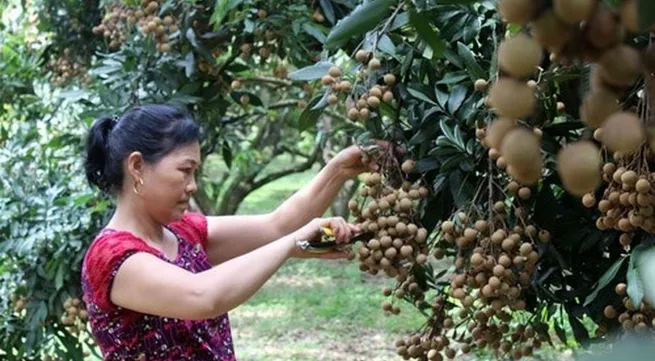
[330,178,360,218]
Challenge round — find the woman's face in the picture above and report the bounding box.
[132,142,201,223]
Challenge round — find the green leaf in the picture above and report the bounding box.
[211,0,242,28]
[377,34,398,59]
[406,86,438,106]
[299,92,328,132]
[628,244,651,306]
[185,28,216,64]
[324,0,396,50]
[303,23,327,43]
[584,256,627,306]
[288,61,335,81]
[638,0,655,31]
[447,85,467,114]
[408,9,446,58]
[319,0,336,24]
[457,42,486,81]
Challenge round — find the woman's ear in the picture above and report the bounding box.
[126,151,145,182]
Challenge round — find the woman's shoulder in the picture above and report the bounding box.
[168,211,209,249]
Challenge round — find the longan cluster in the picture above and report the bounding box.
[586,163,655,242]
[394,296,548,361]
[48,49,90,86]
[441,210,542,310]
[391,208,548,360]
[92,3,131,50]
[490,1,655,197]
[603,283,655,335]
[479,119,543,186]
[350,160,430,279]
[345,74,395,122]
[136,0,178,53]
[60,297,88,336]
[320,66,352,106]
[92,0,178,53]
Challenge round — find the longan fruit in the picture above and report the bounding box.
[553,0,595,25]
[598,45,644,87]
[328,66,341,78]
[488,78,535,119]
[601,112,644,155]
[498,33,543,78]
[557,141,602,196]
[580,90,620,129]
[498,0,537,25]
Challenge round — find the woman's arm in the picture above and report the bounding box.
[205,161,350,265]
[110,218,354,320]
[111,234,296,320]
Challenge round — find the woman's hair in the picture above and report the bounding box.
[84,104,202,194]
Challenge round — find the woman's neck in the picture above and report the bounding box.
[108,197,164,244]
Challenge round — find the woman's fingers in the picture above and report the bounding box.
[322,217,357,243]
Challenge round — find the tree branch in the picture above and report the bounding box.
[220,99,301,125]
[237,76,293,87]
[250,143,320,191]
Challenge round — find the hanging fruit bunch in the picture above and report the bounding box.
[60,296,88,337]
[92,2,132,50]
[135,0,178,53]
[47,48,90,86]
[390,190,549,361]
[92,0,179,53]
[344,50,396,122]
[349,152,430,280]
[602,281,655,334]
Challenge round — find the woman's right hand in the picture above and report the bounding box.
[287,217,360,260]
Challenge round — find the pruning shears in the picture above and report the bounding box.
[296,226,374,254]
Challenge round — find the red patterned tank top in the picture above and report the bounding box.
[81,212,236,361]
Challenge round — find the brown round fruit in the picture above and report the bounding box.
[580,90,621,129]
[321,75,335,86]
[553,0,595,24]
[329,66,342,78]
[601,112,644,155]
[616,283,627,296]
[498,0,537,25]
[475,79,488,91]
[530,10,574,52]
[498,33,543,78]
[500,128,542,177]
[599,45,644,87]
[384,74,396,85]
[369,58,381,69]
[557,141,601,197]
[355,50,368,62]
[621,0,641,33]
[582,193,596,207]
[585,5,624,50]
[518,187,531,200]
[488,78,535,119]
[487,118,516,150]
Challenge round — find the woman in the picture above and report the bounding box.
[81,104,375,360]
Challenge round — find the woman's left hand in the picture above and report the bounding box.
[329,141,403,179]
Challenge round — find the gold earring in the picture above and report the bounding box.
[133,178,144,195]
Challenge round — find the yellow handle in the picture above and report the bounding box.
[321,226,334,237]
